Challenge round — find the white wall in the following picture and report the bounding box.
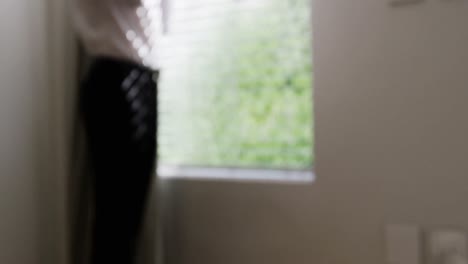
[0,0,70,263]
[166,1,468,263]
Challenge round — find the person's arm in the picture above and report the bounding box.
[118,0,171,33]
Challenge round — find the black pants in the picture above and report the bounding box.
[81,57,157,264]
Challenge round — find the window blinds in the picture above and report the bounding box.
[156,0,314,169]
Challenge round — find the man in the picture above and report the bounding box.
[72,0,169,263]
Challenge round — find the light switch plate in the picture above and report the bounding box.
[389,0,425,7]
[386,224,421,264]
[427,229,467,264]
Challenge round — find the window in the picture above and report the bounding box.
[156,0,314,180]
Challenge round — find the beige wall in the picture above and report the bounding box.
[0,0,69,263]
[165,1,468,263]
[0,0,44,263]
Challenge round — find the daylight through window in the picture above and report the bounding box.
[156,0,314,172]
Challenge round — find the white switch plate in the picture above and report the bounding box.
[427,229,467,264]
[389,0,425,7]
[386,224,421,264]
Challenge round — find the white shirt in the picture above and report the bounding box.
[72,0,169,69]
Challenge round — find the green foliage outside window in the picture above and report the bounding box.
[159,0,314,169]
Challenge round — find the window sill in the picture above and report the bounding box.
[157,165,315,183]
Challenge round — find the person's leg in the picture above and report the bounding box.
[81,58,157,264]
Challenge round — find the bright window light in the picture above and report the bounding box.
[155,0,314,178]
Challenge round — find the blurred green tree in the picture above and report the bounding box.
[159,0,314,169]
